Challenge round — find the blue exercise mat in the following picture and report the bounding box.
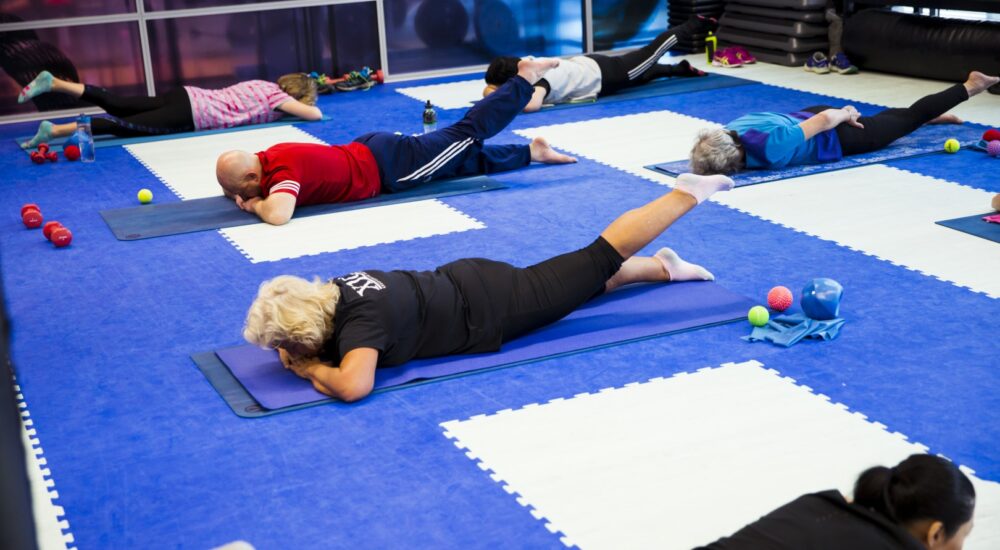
[16,115,330,154]
[100,175,506,240]
[936,212,1000,244]
[193,280,756,417]
[538,73,758,112]
[646,124,982,187]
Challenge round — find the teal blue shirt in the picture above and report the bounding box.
[726,112,841,169]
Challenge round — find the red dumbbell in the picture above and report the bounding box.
[37,143,49,154]
[43,221,63,240]
[51,226,73,247]
[22,209,43,228]
[21,204,40,217]
[29,151,45,164]
[45,151,58,162]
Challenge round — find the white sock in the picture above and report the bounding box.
[674,173,734,204]
[655,247,714,281]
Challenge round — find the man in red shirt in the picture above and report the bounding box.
[216,57,576,226]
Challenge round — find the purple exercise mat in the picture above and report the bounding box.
[216,281,754,409]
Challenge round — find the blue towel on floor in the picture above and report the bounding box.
[742,313,845,347]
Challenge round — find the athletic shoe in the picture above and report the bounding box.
[18,70,54,104]
[830,52,859,75]
[730,46,757,65]
[335,70,375,92]
[711,48,744,68]
[804,52,830,74]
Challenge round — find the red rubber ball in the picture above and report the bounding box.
[63,145,81,161]
[22,209,43,228]
[983,129,1000,142]
[51,227,72,247]
[43,221,63,240]
[767,285,793,312]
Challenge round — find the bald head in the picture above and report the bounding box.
[216,150,262,199]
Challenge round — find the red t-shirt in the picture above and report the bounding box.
[257,142,381,206]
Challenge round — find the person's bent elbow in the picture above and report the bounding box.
[306,106,323,121]
[261,211,293,226]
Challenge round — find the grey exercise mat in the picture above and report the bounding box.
[100,176,506,240]
[729,0,827,9]
[726,2,826,22]
[718,27,828,53]
[721,13,828,37]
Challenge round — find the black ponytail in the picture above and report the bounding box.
[854,454,975,537]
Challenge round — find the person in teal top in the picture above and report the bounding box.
[688,71,998,175]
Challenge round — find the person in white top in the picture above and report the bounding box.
[483,16,715,112]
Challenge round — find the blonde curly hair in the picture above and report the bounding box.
[277,73,319,106]
[243,275,340,355]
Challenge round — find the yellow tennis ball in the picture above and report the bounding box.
[748,305,770,327]
[137,188,153,204]
[944,138,960,153]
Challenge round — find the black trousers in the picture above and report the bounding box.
[803,83,968,156]
[590,17,709,95]
[81,85,194,137]
[453,237,625,345]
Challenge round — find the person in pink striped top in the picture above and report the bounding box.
[19,71,323,148]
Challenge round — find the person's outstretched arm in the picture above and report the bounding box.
[276,99,323,121]
[798,105,863,139]
[522,86,547,112]
[281,347,378,402]
[236,192,297,225]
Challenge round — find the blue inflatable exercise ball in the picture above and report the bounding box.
[800,278,843,320]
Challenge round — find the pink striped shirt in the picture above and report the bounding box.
[183,80,293,130]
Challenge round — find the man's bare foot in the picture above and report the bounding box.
[964,71,1000,97]
[928,113,963,125]
[517,57,560,85]
[529,136,576,164]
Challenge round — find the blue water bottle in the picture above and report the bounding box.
[76,114,95,162]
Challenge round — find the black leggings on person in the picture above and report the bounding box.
[80,85,194,137]
[802,83,968,156]
[590,17,711,95]
[459,237,625,344]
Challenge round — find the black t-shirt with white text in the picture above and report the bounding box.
[324,267,494,367]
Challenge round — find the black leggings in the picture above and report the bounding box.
[590,17,710,95]
[81,85,194,137]
[464,237,625,344]
[802,83,968,156]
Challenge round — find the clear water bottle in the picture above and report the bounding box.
[422,100,437,134]
[76,114,95,162]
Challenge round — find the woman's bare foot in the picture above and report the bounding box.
[964,71,1000,97]
[529,136,576,164]
[928,113,963,125]
[517,57,560,84]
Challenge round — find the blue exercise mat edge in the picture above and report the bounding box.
[16,115,331,154]
[193,281,755,417]
[100,176,506,240]
[935,212,1000,244]
[538,74,759,112]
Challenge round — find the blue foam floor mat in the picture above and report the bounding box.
[537,73,758,111]
[647,123,983,186]
[2,76,998,548]
[99,175,505,240]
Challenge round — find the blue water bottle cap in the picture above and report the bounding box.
[78,113,91,124]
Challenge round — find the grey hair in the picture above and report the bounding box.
[689,128,744,175]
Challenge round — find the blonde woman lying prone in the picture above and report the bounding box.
[242,172,735,401]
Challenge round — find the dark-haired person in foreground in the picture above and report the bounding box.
[482,16,715,112]
[242,172,735,401]
[698,454,976,550]
[216,58,576,225]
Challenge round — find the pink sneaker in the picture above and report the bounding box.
[712,47,744,68]
[730,46,757,64]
